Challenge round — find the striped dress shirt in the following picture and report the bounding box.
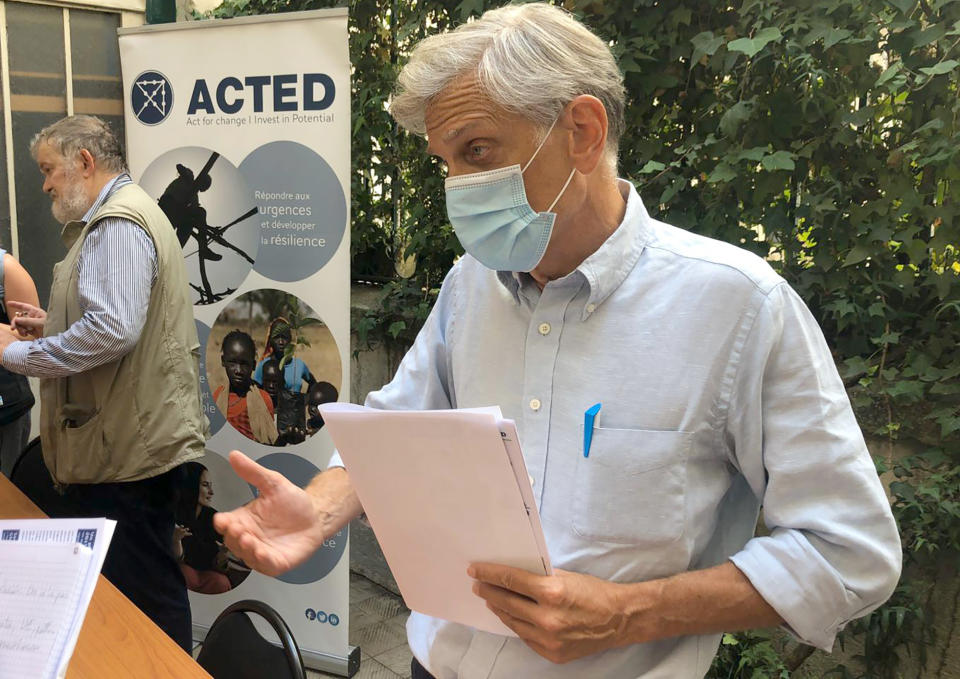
[2,173,159,377]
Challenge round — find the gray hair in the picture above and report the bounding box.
[30,115,127,173]
[390,3,625,166]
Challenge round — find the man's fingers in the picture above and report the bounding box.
[472,580,540,625]
[470,563,544,601]
[486,604,545,643]
[212,510,235,535]
[228,449,282,492]
[11,319,42,337]
[486,604,568,664]
[5,301,38,313]
[237,533,285,576]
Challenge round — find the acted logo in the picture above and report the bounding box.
[132,70,173,125]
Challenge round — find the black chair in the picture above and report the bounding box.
[197,599,307,679]
[10,436,64,516]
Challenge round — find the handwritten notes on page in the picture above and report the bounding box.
[0,518,116,679]
[0,543,91,678]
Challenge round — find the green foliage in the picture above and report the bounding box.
[889,449,960,559]
[826,446,960,678]
[707,631,790,679]
[201,0,959,675]
[828,579,930,679]
[353,278,439,349]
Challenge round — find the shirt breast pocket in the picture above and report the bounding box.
[572,427,692,545]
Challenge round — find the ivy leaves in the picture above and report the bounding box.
[728,27,783,58]
[919,58,960,76]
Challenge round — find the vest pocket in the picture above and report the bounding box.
[57,410,107,484]
[572,427,692,545]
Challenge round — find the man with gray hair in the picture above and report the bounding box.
[215,4,901,677]
[0,115,206,651]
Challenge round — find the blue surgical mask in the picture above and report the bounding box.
[444,120,576,272]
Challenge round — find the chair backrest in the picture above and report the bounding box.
[10,437,64,516]
[196,599,307,679]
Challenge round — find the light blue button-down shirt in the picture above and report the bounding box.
[335,180,901,678]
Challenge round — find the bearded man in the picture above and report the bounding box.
[0,115,206,651]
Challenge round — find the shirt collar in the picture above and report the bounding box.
[81,172,131,223]
[496,179,651,317]
[574,179,650,319]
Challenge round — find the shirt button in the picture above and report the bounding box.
[529,398,541,411]
[538,322,551,335]
[586,303,596,314]
[528,474,535,488]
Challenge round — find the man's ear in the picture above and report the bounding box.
[565,95,608,176]
[78,149,97,177]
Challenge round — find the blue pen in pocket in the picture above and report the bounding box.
[583,402,602,458]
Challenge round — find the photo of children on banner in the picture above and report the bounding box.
[174,461,251,594]
[255,318,316,444]
[306,381,339,435]
[206,289,342,447]
[213,330,278,445]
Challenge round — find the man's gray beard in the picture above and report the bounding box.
[51,174,91,224]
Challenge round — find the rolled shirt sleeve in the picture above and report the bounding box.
[2,218,157,378]
[726,282,902,650]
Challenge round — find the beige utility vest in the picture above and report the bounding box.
[40,182,206,484]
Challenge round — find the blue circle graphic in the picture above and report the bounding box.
[239,141,347,281]
[132,70,173,125]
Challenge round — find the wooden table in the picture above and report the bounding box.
[0,474,212,679]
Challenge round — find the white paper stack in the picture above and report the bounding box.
[319,403,551,636]
[0,518,116,679]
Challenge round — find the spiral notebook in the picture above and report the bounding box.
[0,518,116,679]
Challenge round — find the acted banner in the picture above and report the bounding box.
[118,9,355,675]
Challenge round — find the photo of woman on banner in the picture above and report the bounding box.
[205,290,343,447]
[174,461,251,594]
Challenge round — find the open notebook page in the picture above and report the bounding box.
[0,518,115,679]
[0,542,93,679]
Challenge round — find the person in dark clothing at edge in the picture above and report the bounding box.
[0,249,39,477]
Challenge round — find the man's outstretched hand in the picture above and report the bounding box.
[213,450,328,577]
